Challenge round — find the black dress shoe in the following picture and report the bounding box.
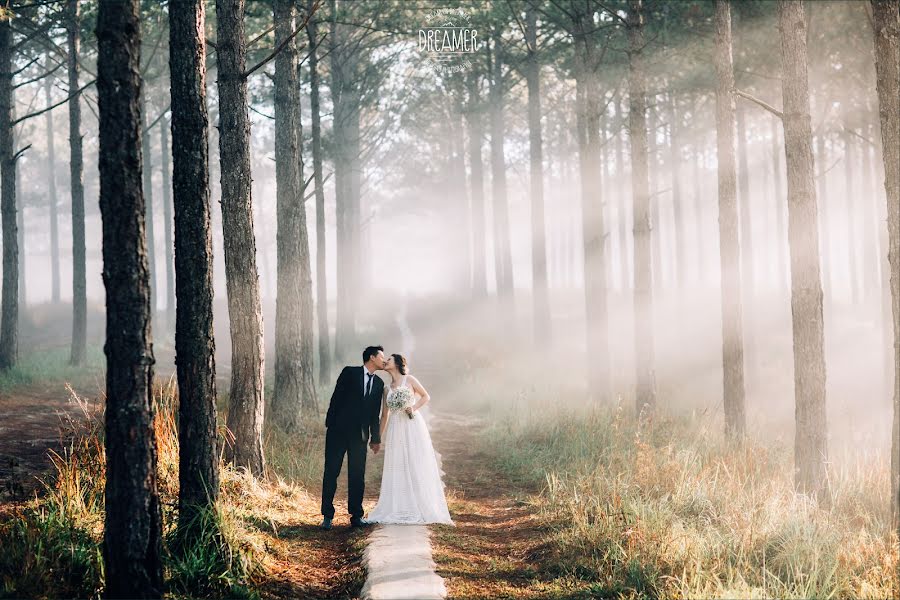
[349,517,372,528]
[321,517,333,530]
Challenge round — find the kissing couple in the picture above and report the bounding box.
[320,346,453,529]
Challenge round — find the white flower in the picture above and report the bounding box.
[387,386,414,411]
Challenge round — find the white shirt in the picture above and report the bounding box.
[363,367,376,396]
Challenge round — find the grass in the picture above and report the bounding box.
[0,344,104,393]
[0,374,366,599]
[480,402,900,600]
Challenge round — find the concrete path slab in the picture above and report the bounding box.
[360,524,447,600]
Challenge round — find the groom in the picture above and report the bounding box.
[321,345,386,530]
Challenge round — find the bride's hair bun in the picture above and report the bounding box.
[392,353,408,375]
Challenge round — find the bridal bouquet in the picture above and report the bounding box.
[387,387,415,419]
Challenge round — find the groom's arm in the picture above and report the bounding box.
[325,367,349,427]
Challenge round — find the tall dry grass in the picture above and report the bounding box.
[483,403,899,599]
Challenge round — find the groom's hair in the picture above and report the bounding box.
[363,346,384,363]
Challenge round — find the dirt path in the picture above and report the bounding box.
[0,382,101,500]
[428,412,551,599]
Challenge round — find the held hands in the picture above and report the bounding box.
[370,442,381,454]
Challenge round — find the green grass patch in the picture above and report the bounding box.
[0,345,104,393]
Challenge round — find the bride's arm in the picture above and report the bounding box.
[379,389,390,439]
[408,375,430,412]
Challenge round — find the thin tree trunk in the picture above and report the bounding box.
[216,0,266,475]
[69,0,86,366]
[526,3,550,343]
[96,0,163,594]
[843,128,860,304]
[574,3,611,404]
[45,79,61,304]
[627,0,656,414]
[273,0,316,430]
[648,103,662,291]
[616,95,630,291]
[714,0,747,442]
[736,104,756,374]
[466,69,488,298]
[870,0,899,535]
[771,114,787,293]
[668,93,685,289]
[0,19,19,370]
[488,29,514,300]
[15,133,23,309]
[330,0,352,361]
[778,0,829,504]
[160,118,175,333]
[815,133,833,303]
[307,2,331,384]
[169,0,220,530]
[141,92,157,315]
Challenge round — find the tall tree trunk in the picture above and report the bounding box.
[0,19,18,370]
[627,0,656,414]
[870,0,899,536]
[771,114,787,293]
[160,118,175,333]
[169,0,220,530]
[273,0,316,430]
[815,133,833,303]
[330,0,352,361]
[488,29,514,300]
[736,104,756,375]
[69,0,87,366]
[574,4,611,404]
[45,79,61,304]
[15,132,23,308]
[141,92,157,315]
[843,128,860,304]
[648,103,662,291]
[216,0,266,475]
[668,93,685,289]
[713,0,746,442]
[778,0,829,504]
[616,95,630,291]
[96,0,163,594]
[526,3,550,343]
[466,70,488,298]
[307,2,331,384]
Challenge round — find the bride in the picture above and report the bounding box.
[367,353,453,525]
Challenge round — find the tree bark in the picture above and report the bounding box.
[69,0,87,366]
[668,93,685,289]
[870,0,900,535]
[306,1,331,384]
[526,2,550,343]
[142,91,157,315]
[466,69,488,298]
[169,0,220,530]
[843,128,860,303]
[574,3,611,404]
[713,0,747,442]
[0,19,18,370]
[770,114,787,293]
[45,79,61,304]
[736,104,756,374]
[627,0,656,414]
[615,95,631,291]
[160,118,175,333]
[273,0,316,430]
[96,0,164,594]
[778,0,829,504]
[330,0,352,361]
[815,133,833,303]
[488,29,514,299]
[216,0,266,475]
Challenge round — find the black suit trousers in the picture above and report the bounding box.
[321,424,367,519]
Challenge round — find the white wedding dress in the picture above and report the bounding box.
[367,375,454,525]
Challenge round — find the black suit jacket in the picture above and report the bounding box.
[324,366,384,444]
